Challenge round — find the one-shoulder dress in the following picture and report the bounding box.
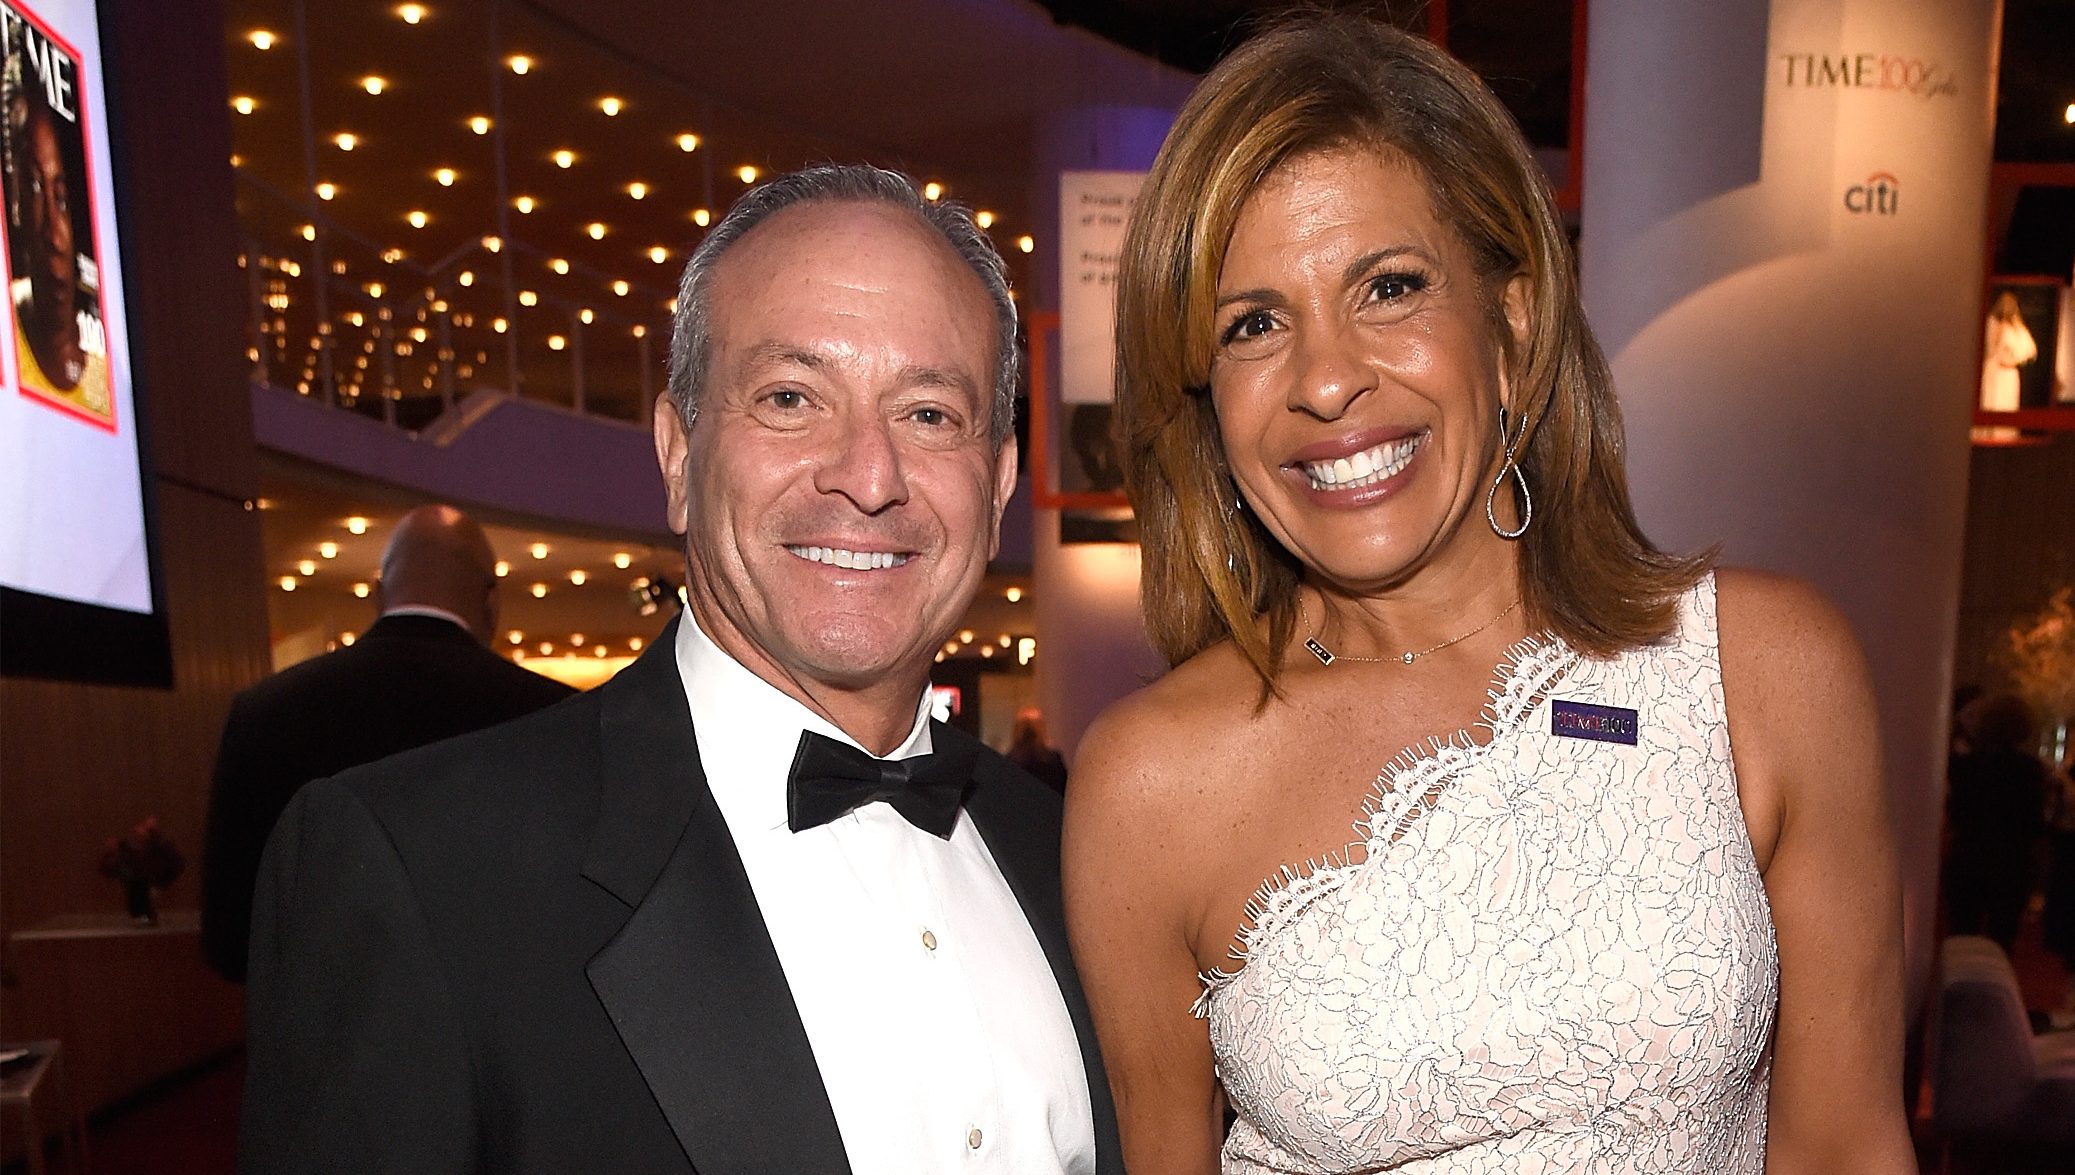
[1196,573,1778,1173]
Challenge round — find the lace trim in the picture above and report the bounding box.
[1193,633,1581,1018]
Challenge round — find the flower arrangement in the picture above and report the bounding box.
[98,817,184,924]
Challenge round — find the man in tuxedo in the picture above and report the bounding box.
[241,165,1122,1174]
[200,504,571,982]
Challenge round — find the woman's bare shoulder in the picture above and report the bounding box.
[1072,641,1273,820]
[1711,566,1867,687]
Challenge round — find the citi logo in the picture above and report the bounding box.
[1844,173,1900,215]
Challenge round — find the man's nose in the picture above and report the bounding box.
[812,415,910,515]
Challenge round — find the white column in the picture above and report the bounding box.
[1029,106,1174,754]
[1580,0,2001,1002]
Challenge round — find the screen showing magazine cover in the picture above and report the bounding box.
[0,0,148,616]
[2,1,108,427]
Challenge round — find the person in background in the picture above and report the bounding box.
[1008,706,1069,794]
[1945,692,2050,953]
[199,504,572,982]
[2042,754,2075,1028]
[1067,13,1911,1173]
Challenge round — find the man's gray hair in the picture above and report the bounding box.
[665,164,1018,447]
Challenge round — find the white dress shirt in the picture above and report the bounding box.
[675,614,1095,1175]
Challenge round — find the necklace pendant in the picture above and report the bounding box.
[1402,651,1416,664]
[1304,638,1335,666]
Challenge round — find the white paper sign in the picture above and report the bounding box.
[1058,170,1143,405]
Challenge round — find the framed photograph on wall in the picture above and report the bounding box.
[1980,277,2065,413]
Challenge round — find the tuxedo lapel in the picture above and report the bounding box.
[582,623,852,1175]
[951,724,1126,1174]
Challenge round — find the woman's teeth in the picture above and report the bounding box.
[1302,432,1425,491]
[787,546,905,570]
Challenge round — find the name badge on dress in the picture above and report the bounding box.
[1551,700,1639,746]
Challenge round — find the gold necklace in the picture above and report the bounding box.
[1302,597,1521,666]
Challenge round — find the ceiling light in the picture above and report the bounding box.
[736,165,759,183]
[232,95,256,115]
[249,29,276,49]
[530,542,549,559]
[365,281,384,298]
[629,636,644,651]
[691,208,711,227]
[319,541,339,559]
[508,54,532,75]
[315,182,337,200]
[1004,585,1022,602]
[507,630,523,644]
[230,154,242,167]
[469,115,491,135]
[611,280,630,297]
[298,559,319,576]
[397,4,426,24]
[362,76,386,95]
[492,317,508,333]
[530,584,548,599]
[631,324,646,338]
[998,634,1012,647]
[676,133,700,152]
[923,181,944,201]
[300,223,316,242]
[578,307,593,323]
[279,576,298,592]
[333,131,359,150]
[550,257,569,275]
[482,235,502,252]
[553,149,575,169]
[518,290,538,306]
[538,641,553,654]
[434,167,456,186]
[648,246,668,264]
[571,633,586,647]
[587,222,607,240]
[959,629,975,644]
[975,210,995,229]
[613,552,632,569]
[599,96,622,116]
[493,560,510,577]
[379,247,403,263]
[457,270,475,287]
[547,334,566,351]
[593,646,608,658]
[1016,234,1035,254]
[627,181,648,200]
[407,210,428,228]
[568,569,587,585]
[514,195,536,214]
[354,582,371,598]
[2066,103,2075,125]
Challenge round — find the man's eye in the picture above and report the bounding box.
[910,407,949,427]
[765,389,807,410]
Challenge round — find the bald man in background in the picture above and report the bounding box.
[201,505,573,982]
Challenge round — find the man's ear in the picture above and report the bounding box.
[987,433,1019,559]
[653,394,692,536]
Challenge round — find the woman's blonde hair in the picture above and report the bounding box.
[1114,12,1708,689]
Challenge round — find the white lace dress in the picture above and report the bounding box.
[1196,574,1777,1173]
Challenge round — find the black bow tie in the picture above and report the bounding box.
[785,729,973,839]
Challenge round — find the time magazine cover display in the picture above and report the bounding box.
[1,0,110,429]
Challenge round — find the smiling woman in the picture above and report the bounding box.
[1067,11,1914,1175]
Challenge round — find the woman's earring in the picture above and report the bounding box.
[1486,405,1533,540]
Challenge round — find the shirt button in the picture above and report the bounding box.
[921,928,938,951]
[967,1126,983,1150]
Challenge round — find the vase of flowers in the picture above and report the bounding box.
[98,817,184,925]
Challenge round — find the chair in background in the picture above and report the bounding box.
[1929,935,2075,1170]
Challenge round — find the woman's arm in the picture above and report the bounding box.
[1717,569,1918,1174]
[1064,700,1227,1175]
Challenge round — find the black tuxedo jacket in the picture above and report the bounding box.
[240,620,1123,1174]
[201,612,574,981]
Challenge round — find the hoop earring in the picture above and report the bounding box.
[1486,405,1533,540]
